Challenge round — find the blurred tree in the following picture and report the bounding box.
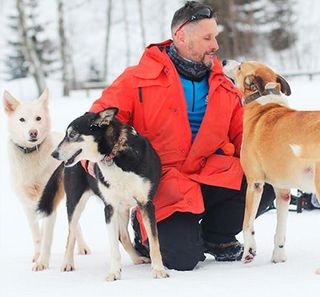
[87,59,102,82]
[102,0,112,82]
[57,0,72,96]
[16,0,46,94]
[137,0,146,49]
[203,0,296,59]
[122,0,130,66]
[5,14,29,79]
[267,0,297,51]
[7,0,58,94]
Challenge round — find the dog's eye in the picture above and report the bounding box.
[36,116,41,121]
[19,118,25,122]
[68,130,78,140]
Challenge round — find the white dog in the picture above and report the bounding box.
[3,89,90,271]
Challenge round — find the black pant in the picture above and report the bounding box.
[156,178,275,271]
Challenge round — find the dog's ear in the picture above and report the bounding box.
[3,90,20,113]
[276,75,291,96]
[38,88,49,106]
[94,107,119,127]
[244,75,265,95]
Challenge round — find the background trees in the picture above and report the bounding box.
[0,0,314,96]
[203,0,296,59]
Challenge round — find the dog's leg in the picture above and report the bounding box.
[118,207,150,265]
[23,204,41,263]
[314,164,320,274]
[76,224,91,255]
[33,210,57,271]
[105,205,122,282]
[271,188,290,263]
[242,180,265,263]
[314,163,320,204]
[139,201,169,279]
[61,193,90,272]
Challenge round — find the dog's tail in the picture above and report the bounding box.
[38,162,65,216]
[290,143,320,160]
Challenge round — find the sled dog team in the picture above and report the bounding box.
[3,60,320,281]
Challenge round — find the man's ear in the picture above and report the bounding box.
[276,75,291,96]
[3,90,20,113]
[244,75,265,95]
[93,107,119,127]
[173,26,186,46]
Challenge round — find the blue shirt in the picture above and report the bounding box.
[179,74,209,140]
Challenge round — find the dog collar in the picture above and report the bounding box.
[15,143,41,154]
[243,88,280,105]
[243,91,261,105]
[102,131,127,163]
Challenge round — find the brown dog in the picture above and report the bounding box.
[223,60,320,272]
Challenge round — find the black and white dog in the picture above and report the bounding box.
[38,107,169,281]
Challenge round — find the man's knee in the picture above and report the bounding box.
[161,248,203,271]
[156,212,205,271]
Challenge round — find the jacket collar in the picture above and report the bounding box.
[138,40,224,79]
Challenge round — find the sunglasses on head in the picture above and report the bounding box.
[174,7,213,35]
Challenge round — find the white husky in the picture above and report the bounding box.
[3,89,90,271]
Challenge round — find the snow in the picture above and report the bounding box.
[1,76,320,296]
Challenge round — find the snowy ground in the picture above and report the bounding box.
[1,77,320,297]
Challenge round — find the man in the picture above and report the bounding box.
[88,1,275,271]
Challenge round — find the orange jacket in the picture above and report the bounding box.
[90,40,244,240]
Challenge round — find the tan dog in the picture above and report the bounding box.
[223,60,320,273]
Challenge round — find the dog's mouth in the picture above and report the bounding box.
[29,138,38,143]
[64,149,82,167]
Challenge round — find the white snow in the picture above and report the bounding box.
[1,76,320,296]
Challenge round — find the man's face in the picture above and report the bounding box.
[175,18,219,67]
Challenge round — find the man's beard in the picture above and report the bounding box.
[202,52,216,67]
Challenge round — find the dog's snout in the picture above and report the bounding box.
[51,150,59,160]
[29,129,38,139]
[222,59,227,67]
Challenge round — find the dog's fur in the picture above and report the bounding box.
[223,60,320,273]
[3,89,90,270]
[38,107,169,281]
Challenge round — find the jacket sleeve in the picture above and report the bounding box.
[89,70,135,124]
[229,96,243,157]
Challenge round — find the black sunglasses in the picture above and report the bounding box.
[174,7,213,35]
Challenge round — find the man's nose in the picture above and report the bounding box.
[212,39,219,51]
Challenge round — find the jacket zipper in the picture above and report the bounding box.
[192,81,195,112]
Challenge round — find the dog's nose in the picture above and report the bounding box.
[51,150,59,159]
[29,129,38,139]
[222,59,227,67]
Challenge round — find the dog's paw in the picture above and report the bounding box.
[152,268,169,279]
[133,256,151,265]
[61,262,75,272]
[78,245,91,255]
[105,270,121,281]
[242,247,256,264]
[272,248,287,263]
[315,267,320,275]
[32,262,48,271]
